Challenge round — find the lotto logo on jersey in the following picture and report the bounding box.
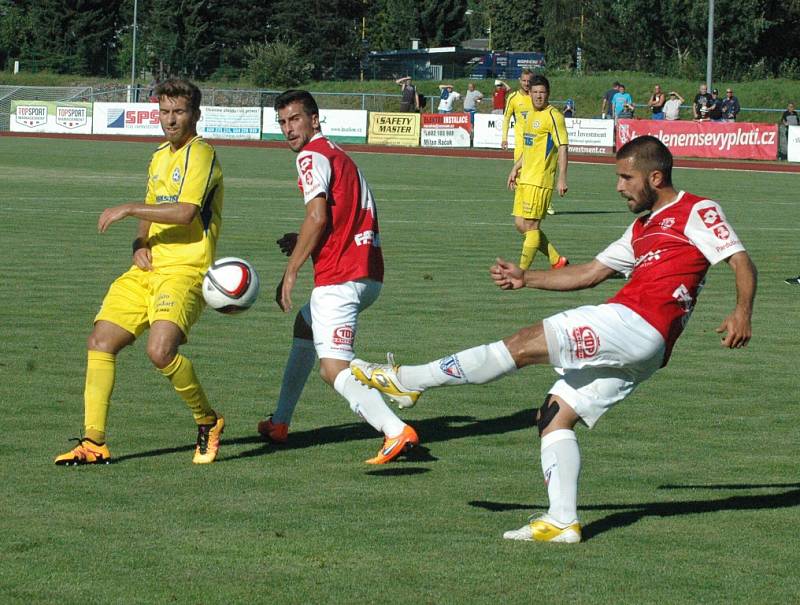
[659,217,675,230]
[572,326,600,359]
[697,206,722,228]
[354,230,379,247]
[332,325,354,347]
[439,355,464,379]
[299,155,313,174]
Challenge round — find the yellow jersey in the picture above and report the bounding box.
[517,105,569,189]
[502,90,534,149]
[144,136,223,274]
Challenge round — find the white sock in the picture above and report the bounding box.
[271,338,317,425]
[334,369,406,437]
[398,341,516,389]
[540,429,581,525]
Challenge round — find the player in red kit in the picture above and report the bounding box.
[258,90,417,464]
[352,136,756,538]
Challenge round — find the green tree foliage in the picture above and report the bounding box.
[206,0,274,76]
[245,40,314,87]
[368,0,420,51]
[417,0,468,47]
[485,0,543,52]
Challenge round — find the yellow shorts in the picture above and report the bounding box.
[95,266,205,338]
[513,184,553,220]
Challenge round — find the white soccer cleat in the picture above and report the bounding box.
[350,353,422,409]
[503,514,582,543]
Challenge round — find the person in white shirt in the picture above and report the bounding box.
[664,91,684,120]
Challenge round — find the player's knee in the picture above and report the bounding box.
[293,311,313,340]
[535,395,560,436]
[146,342,176,369]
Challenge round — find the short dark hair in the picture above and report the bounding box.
[154,79,201,113]
[274,89,319,116]
[616,135,673,185]
[530,74,550,92]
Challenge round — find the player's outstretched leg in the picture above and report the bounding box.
[351,341,517,408]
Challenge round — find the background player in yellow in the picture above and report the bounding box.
[507,75,569,271]
[55,79,225,466]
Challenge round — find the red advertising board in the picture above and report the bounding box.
[616,119,778,160]
[420,112,472,148]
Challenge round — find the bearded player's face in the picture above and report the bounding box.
[616,157,659,214]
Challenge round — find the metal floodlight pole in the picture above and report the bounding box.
[706,0,714,89]
[130,0,138,91]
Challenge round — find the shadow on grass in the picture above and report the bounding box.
[113,408,534,463]
[469,482,800,541]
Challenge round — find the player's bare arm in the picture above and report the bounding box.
[716,251,757,349]
[492,257,614,291]
[557,145,569,197]
[280,195,328,312]
[132,220,153,271]
[507,159,523,189]
[98,202,197,233]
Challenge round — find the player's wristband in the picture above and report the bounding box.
[132,237,148,254]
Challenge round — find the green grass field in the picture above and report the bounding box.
[1,137,798,604]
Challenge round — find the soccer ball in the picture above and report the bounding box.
[202,257,260,314]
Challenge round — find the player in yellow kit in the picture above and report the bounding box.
[501,69,534,161]
[507,75,569,270]
[55,79,225,466]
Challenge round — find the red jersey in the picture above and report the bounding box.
[595,191,746,363]
[295,134,384,287]
[493,87,508,111]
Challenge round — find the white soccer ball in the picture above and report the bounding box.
[202,257,260,314]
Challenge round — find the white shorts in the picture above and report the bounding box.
[309,279,382,361]
[542,303,665,428]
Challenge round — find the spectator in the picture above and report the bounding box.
[721,88,740,121]
[707,89,724,121]
[463,82,484,124]
[781,102,798,126]
[492,79,511,114]
[693,83,713,120]
[663,91,684,120]
[612,84,635,119]
[437,84,461,113]
[563,98,575,118]
[601,81,621,119]
[647,84,666,120]
[396,76,419,112]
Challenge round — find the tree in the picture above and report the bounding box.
[368,0,419,51]
[417,0,469,47]
[485,0,543,52]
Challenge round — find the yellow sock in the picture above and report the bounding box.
[538,230,561,265]
[160,354,216,425]
[84,351,116,444]
[519,229,541,270]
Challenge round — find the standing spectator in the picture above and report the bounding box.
[396,76,419,112]
[779,102,799,159]
[781,102,798,126]
[437,84,461,113]
[492,79,511,114]
[707,89,724,121]
[601,81,621,119]
[563,98,575,118]
[721,88,740,121]
[647,84,666,119]
[693,83,713,120]
[663,91,684,120]
[612,84,634,119]
[261,89,418,464]
[463,82,484,125]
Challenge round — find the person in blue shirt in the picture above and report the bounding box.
[611,84,634,119]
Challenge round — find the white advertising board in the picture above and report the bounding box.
[11,101,93,134]
[262,108,367,143]
[92,102,162,136]
[198,106,261,140]
[788,125,800,162]
[473,113,516,149]
[565,118,615,154]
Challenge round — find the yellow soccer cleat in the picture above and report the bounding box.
[54,438,112,466]
[193,415,225,464]
[365,425,419,464]
[503,514,582,543]
[350,353,422,409]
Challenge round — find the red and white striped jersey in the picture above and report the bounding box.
[596,191,746,363]
[295,134,384,287]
